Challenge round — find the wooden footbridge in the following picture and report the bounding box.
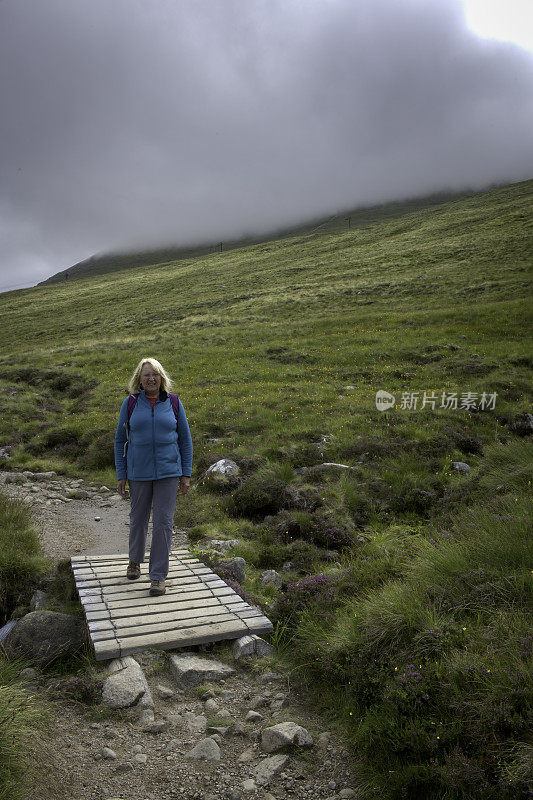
[71,549,273,661]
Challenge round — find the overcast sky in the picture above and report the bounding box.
[1,0,532,292]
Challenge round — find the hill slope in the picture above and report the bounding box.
[1,178,532,800]
[38,187,476,284]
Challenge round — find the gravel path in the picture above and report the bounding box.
[0,471,188,562]
[1,470,357,800]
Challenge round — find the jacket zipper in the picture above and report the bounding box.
[152,403,157,479]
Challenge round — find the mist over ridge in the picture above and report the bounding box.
[1,0,532,290]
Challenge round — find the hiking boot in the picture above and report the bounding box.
[149,579,166,596]
[126,561,141,580]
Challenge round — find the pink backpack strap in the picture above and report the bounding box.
[168,393,180,421]
[127,393,139,423]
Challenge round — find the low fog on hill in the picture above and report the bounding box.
[1,0,532,291]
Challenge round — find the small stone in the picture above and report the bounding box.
[185,713,208,734]
[233,634,274,661]
[166,738,181,750]
[30,590,47,611]
[206,725,231,737]
[223,557,246,584]
[114,762,134,773]
[245,710,263,723]
[72,489,90,499]
[131,744,143,754]
[133,753,148,764]
[259,570,282,589]
[19,667,37,680]
[138,708,155,726]
[270,693,288,712]
[237,748,256,763]
[101,747,117,760]
[258,672,282,684]
[205,697,219,713]
[157,685,175,700]
[169,653,234,688]
[102,656,149,709]
[209,734,222,744]
[143,720,167,734]
[339,790,356,799]
[242,779,257,793]
[317,732,332,748]
[254,754,289,786]
[94,516,102,522]
[451,461,470,474]
[261,722,313,753]
[249,694,268,710]
[184,737,221,761]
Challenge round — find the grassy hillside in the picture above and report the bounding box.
[39,188,473,284]
[0,178,532,799]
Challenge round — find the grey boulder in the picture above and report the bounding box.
[102,656,152,709]
[169,653,234,688]
[233,634,273,660]
[261,722,313,753]
[254,754,289,785]
[451,461,471,474]
[223,557,246,584]
[3,610,86,667]
[184,737,221,761]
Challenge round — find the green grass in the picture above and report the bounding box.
[0,495,50,800]
[0,178,532,798]
[0,493,49,625]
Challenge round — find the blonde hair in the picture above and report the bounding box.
[128,357,173,394]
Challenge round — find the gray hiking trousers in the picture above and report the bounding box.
[128,477,179,580]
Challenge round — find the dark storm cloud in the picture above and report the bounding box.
[1,0,532,290]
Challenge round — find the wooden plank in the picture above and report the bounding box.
[77,573,224,599]
[71,549,190,565]
[90,608,246,641]
[74,565,210,588]
[92,618,262,660]
[79,583,231,608]
[87,598,246,633]
[70,550,192,568]
[71,557,199,576]
[84,587,240,620]
[91,609,272,648]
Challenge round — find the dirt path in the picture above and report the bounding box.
[0,471,188,562]
[1,471,357,800]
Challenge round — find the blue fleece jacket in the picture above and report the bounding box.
[114,390,193,481]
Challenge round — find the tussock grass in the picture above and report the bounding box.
[277,438,532,799]
[0,658,50,800]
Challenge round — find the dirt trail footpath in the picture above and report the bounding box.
[1,471,358,800]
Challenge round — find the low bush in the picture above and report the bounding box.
[0,492,48,625]
[224,471,298,519]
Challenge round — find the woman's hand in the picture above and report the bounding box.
[117,479,128,498]
[179,476,191,495]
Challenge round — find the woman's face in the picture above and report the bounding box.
[140,363,161,396]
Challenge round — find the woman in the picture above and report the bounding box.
[114,358,193,596]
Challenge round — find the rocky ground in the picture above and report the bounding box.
[1,470,358,800]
